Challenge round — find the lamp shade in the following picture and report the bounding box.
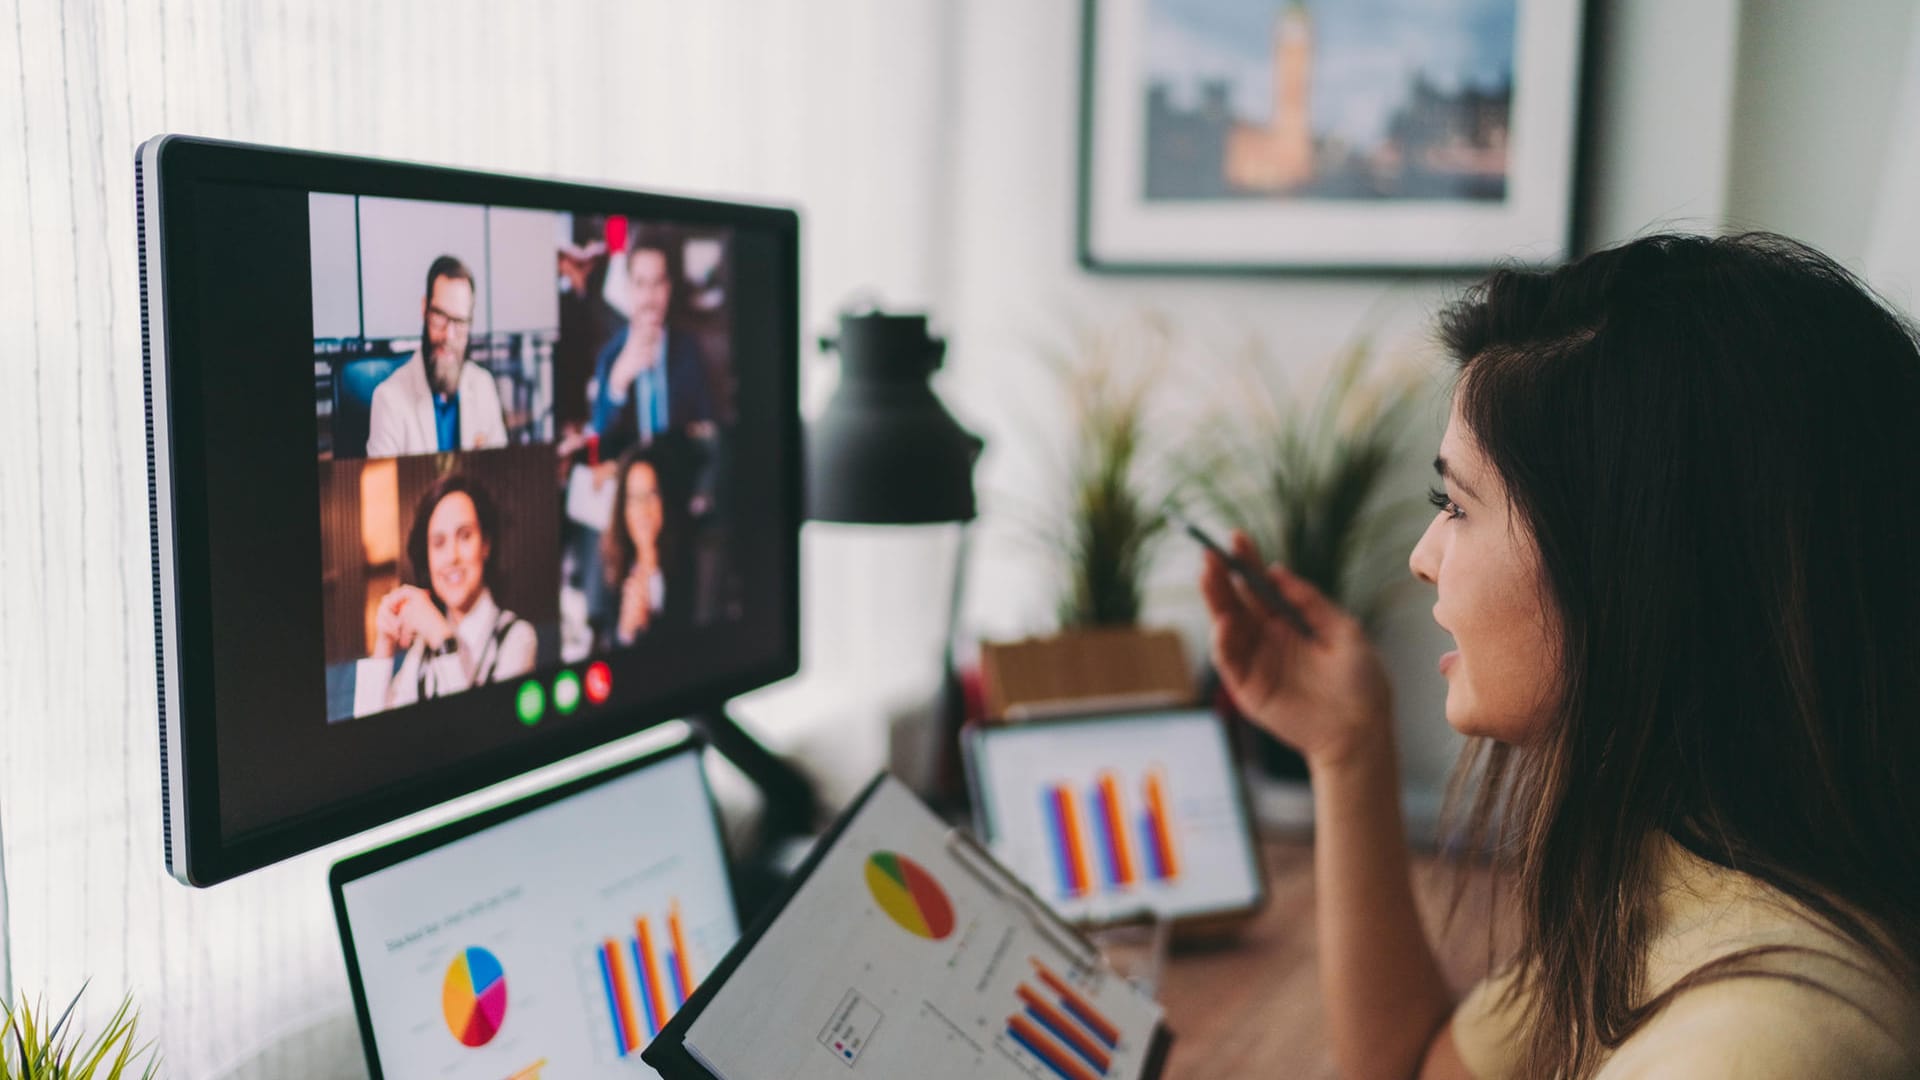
[807,310,983,524]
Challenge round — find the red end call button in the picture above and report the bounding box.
[584,661,613,705]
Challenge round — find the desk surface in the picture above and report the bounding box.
[1157,837,1509,1079]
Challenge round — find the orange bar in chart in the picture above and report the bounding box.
[604,939,642,1054]
[1095,770,1138,887]
[669,901,695,1005]
[636,916,670,1033]
[1016,984,1113,1074]
[1142,768,1180,882]
[1006,1014,1102,1080]
[1030,957,1120,1049]
[1058,787,1094,898]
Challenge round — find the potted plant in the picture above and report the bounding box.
[981,316,1192,721]
[1180,329,1433,780]
[2,987,160,1078]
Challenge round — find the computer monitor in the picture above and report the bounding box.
[331,739,739,1079]
[139,135,800,884]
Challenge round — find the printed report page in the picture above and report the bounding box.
[684,778,1163,1080]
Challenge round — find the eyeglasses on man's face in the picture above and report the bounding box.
[427,304,473,331]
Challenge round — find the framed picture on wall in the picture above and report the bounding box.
[1078,0,1589,273]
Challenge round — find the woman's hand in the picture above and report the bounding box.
[382,585,452,654]
[372,587,410,658]
[617,568,654,641]
[1200,531,1394,770]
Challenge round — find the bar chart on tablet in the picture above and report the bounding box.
[1040,768,1181,901]
[975,711,1262,923]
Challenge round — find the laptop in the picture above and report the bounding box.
[331,738,738,1079]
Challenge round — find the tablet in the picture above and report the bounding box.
[964,707,1265,929]
[331,738,738,1079]
[644,774,1172,1080]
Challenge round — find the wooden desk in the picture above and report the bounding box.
[1156,837,1510,1079]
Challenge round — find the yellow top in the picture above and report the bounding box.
[1451,838,1920,1078]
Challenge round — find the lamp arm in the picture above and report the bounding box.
[942,523,974,683]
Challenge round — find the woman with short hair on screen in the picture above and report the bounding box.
[355,473,537,716]
[1202,233,1920,1078]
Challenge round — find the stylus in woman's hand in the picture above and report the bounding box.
[1170,508,1319,641]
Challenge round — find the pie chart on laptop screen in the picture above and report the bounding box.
[442,946,509,1047]
[865,851,956,940]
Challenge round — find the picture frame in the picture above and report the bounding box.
[1077,0,1591,274]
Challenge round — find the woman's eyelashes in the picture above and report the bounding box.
[1428,486,1464,520]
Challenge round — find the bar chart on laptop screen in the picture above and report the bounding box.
[584,897,724,1061]
[978,711,1261,923]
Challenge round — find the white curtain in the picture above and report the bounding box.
[0,2,953,1074]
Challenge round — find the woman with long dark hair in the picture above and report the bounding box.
[355,473,537,715]
[1204,233,1920,1077]
[594,441,695,648]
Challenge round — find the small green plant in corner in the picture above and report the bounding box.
[1,987,160,1079]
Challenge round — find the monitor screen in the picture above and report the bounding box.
[140,136,800,884]
[966,709,1264,925]
[332,743,739,1079]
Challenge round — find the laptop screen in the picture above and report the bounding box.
[333,745,737,1078]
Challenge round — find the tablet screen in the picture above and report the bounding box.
[333,746,737,1079]
[968,709,1262,924]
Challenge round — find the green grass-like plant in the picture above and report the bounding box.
[1,987,160,1080]
[1181,329,1432,628]
[1025,317,1180,629]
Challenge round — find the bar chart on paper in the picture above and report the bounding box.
[586,900,707,1060]
[1040,768,1181,901]
[1001,957,1124,1080]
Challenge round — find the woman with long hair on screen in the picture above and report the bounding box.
[356,473,538,715]
[1203,233,1920,1078]
[595,441,694,649]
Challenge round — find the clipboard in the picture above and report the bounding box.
[644,772,1174,1080]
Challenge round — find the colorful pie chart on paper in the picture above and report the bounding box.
[443,946,509,1048]
[865,851,956,940]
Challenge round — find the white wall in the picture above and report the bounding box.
[1727,0,1920,311]
[933,0,1743,804]
[1727,1,1916,274]
[0,2,952,1074]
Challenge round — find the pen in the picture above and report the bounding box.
[1170,508,1320,641]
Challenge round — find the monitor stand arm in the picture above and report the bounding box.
[691,706,819,919]
[690,706,819,842]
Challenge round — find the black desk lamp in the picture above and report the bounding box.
[809,309,984,799]
[809,310,982,524]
